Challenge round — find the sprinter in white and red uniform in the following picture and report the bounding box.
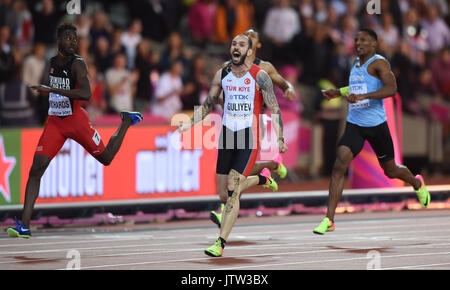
[218,61,264,177]
[7,23,143,238]
[178,34,288,257]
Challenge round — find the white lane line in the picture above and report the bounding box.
[214,251,450,270]
[1,224,450,257]
[1,219,449,249]
[382,262,450,270]
[54,242,450,270]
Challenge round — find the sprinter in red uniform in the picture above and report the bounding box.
[7,23,143,238]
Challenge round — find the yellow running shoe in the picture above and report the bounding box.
[415,175,431,208]
[209,203,224,228]
[204,238,224,257]
[273,153,287,179]
[260,168,278,192]
[313,217,335,235]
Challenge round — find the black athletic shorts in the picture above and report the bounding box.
[338,121,395,163]
[216,126,260,177]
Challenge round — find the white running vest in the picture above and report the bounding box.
[221,65,263,132]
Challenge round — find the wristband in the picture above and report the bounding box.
[339,86,349,96]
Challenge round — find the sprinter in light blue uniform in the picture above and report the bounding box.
[347,53,387,127]
[314,28,431,235]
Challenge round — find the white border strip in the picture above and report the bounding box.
[0,185,448,211]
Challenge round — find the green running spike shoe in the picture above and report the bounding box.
[415,174,430,208]
[209,203,224,228]
[313,217,335,235]
[261,168,278,192]
[205,238,224,257]
[273,153,287,179]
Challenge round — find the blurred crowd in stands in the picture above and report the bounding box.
[0,0,449,174]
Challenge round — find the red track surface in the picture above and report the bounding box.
[1,209,449,270]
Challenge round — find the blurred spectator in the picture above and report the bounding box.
[93,36,113,74]
[105,53,137,113]
[430,46,450,100]
[75,14,91,39]
[339,14,357,57]
[253,0,271,29]
[110,26,126,56]
[121,19,143,70]
[89,10,112,49]
[159,31,189,73]
[84,63,106,120]
[21,42,46,92]
[0,0,18,35]
[181,53,209,110]
[330,41,351,87]
[391,40,419,113]
[376,12,400,57]
[187,0,217,47]
[274,65,302,113]
[0,25,14,83]
[134,38,157,113]
[415,68,436,98]
[13,0,34,56]
[314,0,328,23]
[0,65,38,127]
[380,0,403,34]
[77,36,92,65]
[152,60,183,121]
[129,0,167,42]
[30,0,63,49]
[421,5,450,54]
[403,7,427,66]
[263,0,300,46]
[316,83,344,176]
[329,0,346,17]
[215,0,254,44]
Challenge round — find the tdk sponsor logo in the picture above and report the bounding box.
[229,94,249,100]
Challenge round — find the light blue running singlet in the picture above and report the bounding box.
[347,54,387,127]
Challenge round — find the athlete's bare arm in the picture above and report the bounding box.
[347,59,397,103]
[260,61,296,101]
[256,69,288,153]
[30,58,91,101]
[178,69,223,133]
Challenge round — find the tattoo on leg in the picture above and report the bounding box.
[225,176,241,214]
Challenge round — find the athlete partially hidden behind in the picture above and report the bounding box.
[178,34,287,257]
[7,23,143,238]
[314,28,431,235]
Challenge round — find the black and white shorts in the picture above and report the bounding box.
[216,126,260,177]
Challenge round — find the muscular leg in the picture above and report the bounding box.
[95,117,132,166]
[219,169,247,241]
[326,146,354,222]
[22,154,52,228]
[380,160,421,190]
[216,174,228,203]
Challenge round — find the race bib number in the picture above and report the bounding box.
[48,92,73,116]
[349,83,370,109]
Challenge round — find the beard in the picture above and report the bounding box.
[232,50,248,66]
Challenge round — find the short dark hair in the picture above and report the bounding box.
[359,28,378,41]
[57,23,77,39]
